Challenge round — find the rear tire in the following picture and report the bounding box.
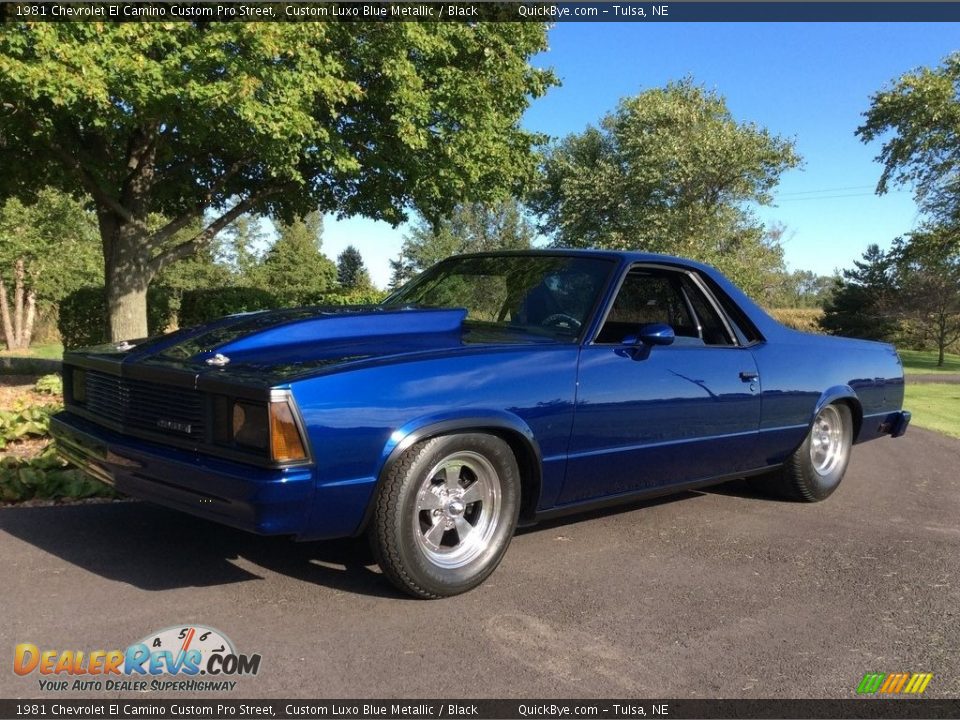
[750,402,853,502]
[369,433,521,599]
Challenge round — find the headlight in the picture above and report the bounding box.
[232,401,269,451]
[213,394,308,463]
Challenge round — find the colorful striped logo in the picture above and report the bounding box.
[857,672,933,694]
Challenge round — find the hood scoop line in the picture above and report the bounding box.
[199,307,467,361]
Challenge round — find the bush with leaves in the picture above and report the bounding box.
[178,287,279,328]
[1,446,117,503]
[33,374,62,396]
[299,290,388,307]
[0,403,56,449]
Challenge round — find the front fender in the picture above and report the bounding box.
[352,410,544,536]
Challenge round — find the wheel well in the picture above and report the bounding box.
[486,428,541,524]
[834,397,863,440]
[358,424,543,537]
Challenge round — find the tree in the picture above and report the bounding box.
[820,244,898,340]
[528,79,800,298]
[0,189,101,349]
[892,227,960,367]
[220,215,268,282]
[0,24,555,340]
[388,251,416,291]
[770,269,835,309]
[256,213,337,305]
[336,245,372,291]
[402,198,536,273]
[857,53,960,226]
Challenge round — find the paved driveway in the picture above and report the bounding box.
[2,428,958,699]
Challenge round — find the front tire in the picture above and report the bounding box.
[752,402,854,502]
[369,433,521,598]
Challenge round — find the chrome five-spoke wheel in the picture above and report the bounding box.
[809,404,846,477]
[369,433,521,598]
[749,401,853,502]
[414,451,502,568]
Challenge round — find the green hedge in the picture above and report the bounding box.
[177,286,279,328]
[299,289,388,306]
[59,286,389,345]
[58,286,173,349]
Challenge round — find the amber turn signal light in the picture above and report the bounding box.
[269,401,308,463]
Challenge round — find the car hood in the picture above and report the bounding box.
[64,306,562,391]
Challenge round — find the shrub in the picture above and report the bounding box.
[34,374,62,396]
[0,446,118,503]
[178,286,278,328]
[58,286,173,348]
[0,403,56,449]
[298,289,388,307]
[768,308,826,334]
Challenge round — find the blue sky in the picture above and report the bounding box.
[322,22,958,288]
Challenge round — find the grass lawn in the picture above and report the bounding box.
[0,342,63,360]
[904,383,960,439]
[898,348,960,375]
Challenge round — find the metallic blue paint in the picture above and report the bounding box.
[51,250,910,541]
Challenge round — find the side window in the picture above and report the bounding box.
[596,267,735,346]
[679,276,735,346]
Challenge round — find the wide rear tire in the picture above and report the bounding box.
[751,402,853,502]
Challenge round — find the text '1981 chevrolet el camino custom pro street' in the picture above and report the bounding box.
[51,250,910,598]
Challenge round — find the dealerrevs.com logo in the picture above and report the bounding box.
[14,625,261,692]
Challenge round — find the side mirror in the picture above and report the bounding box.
[638,323,675,346]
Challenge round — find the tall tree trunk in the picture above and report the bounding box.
[22,289,36,349]
[98,209,153,342]
[0,276,14,350]
[12,258,24,347]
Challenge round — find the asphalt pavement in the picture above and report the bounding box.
[2,427,958,699]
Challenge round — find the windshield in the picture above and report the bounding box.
[382,254,615,341]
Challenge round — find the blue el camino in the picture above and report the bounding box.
[51,250,910,598]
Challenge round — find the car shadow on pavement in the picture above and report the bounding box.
[517,490,705,534]
[0,500,407,599]
[704,477,795,501]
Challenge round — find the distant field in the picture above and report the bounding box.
[898,348,960,375]
[766,308,824,334]
[904,383,960,439]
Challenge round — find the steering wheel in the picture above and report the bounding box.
[541,313,582,333]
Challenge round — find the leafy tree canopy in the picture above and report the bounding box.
[857,52,960,226]
[892,226,960,366]
[401,198,536,275]
[0,23,555,339]
[0,188,101,308]
[528,79,800,298]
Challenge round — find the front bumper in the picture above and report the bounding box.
[50,412,315,536]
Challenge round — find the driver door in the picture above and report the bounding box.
[559,265,763,504]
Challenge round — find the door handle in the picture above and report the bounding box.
[739,371,759,382]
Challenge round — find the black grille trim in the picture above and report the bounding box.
[83,371,206,442]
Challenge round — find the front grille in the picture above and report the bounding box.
[83,371,205,442]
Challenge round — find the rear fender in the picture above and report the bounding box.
[810,385,863,442]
